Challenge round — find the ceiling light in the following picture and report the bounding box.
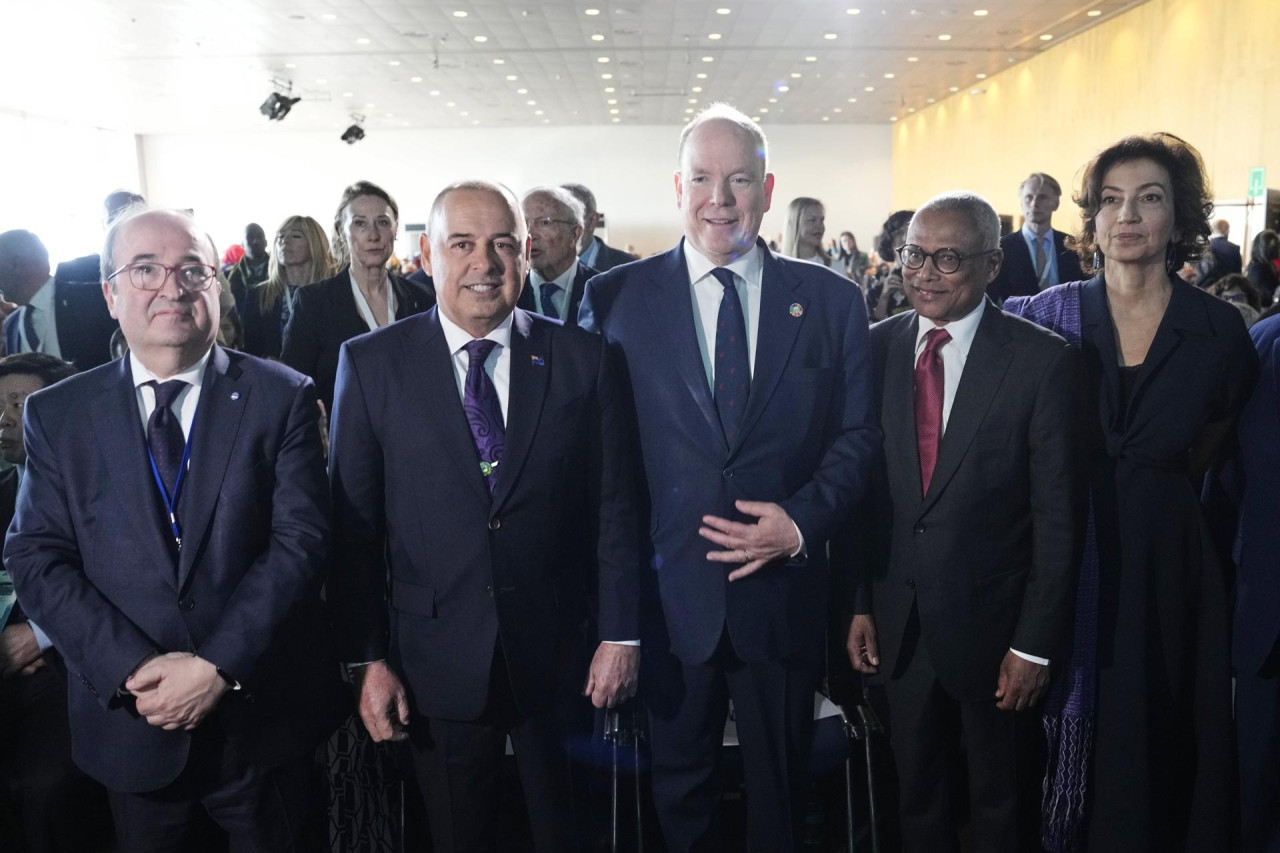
[777,85,790,92]
[389,60,400,66]
[1041,33,1054,40]
[585,8,600,15]
[316,78,327,84]
[493,58,505,64]
[716,7,731,14]
[824,33,837,39]
[597,56,610,63]
[791,72,802,78]
[608,98,618,104]
[526,99,536,105]
[591,34,605,41]
[1087,9,1102,15]
[759,107,769,113]
[446,101,455,107]
[805,56,818,62]
[708,33,722,40]
[701,56,714,62]
[410,76,422,83]
[687,98,697,104]
[685,108,695,114]
[429,90,440,96]
[950,86,959,91]
[384,112,394,118]
[976,73,987,78]
[612,117,620,123]
[356,38,370,45]
[453,11,468,17]
[285,63,297,69]
[365,103,375,108]
[908,107,916,112]
[864,85,875,91]
[535,109,544,115]
[752,116,761,122]
[884,72,895,78]
[342,91,354,97]
[767,96,777,103]
[691,86,702,92]
[460,111,469,116]
[973,9,988,16]
[473,35,488,42]
[907,56,919,62]
[506,75,518,81]
[605,86,616,92]
[517,87,528,94]
[340,123,365,144]
[822,116,830,121]
[696,72,708,79]
[937,33,951,41]
[601,73,613,79]
[847,97,857,102]
[610,108,620,114]
[847,8,861,14]
[971,88,982,94]
[927,97,936,103]
[321,13,337,20]
[890,116,899,122]
[834,107,842,113]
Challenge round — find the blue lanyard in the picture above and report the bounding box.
[146,417,195,551]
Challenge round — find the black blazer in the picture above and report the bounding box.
[238,286,289,360]
[5,348,344,792]
[3,258,118,370]
[854,301,1083,701]
[280,269,435,414]
[588,237,639,273]
[1210,236,1243,276]
[987,229,1086,305]
[327,307,641,720]
[516,261,598,326]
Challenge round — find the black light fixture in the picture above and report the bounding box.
[340,114,366,145]
[260,80,300,121]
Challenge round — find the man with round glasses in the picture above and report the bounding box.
[517,186,598,326]
[5,207,343,849]
[844,192,1084,851]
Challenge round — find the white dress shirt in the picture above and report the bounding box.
[684,242,764,388]
[19,276,61,358]
[528,262,578,319]
[349,271,398,332]
[914,299,1048,667]
[130,348,211,438]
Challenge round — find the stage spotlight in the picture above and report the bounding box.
[341,124,366,144]
[260,91,300,121]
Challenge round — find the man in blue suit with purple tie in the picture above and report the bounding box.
[578,103,880,852]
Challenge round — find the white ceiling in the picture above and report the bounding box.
[0,0,1143,135]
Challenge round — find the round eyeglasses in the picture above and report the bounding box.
[106,262,218,292]
[896,244,998,275]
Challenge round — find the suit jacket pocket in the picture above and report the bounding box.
[391,578,436,618]
[973,567,1026,605]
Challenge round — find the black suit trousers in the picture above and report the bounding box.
[645,631,820,853]
[882,607,1040,853]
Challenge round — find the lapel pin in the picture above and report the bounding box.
[530,355,545,366]
[229,391,241,401]
[789,302,804,318]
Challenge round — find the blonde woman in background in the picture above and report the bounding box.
[241,215,333,359]
[781,196,829,266]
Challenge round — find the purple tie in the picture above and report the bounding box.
[463,339,505,493]
[711,267,750,444]
[146,379,188,497]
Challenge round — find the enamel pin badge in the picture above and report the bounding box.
[789,303,804,318]
[530,355,545,366]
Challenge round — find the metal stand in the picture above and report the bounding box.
[839,701,884,853]
[604,707,646,853]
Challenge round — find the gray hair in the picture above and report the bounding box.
[560,183,597,219]
[914,191,1002,251]
[101,207,219,287]
[522,186,585,230]
[677,102,768,173]
[426,180,527,244]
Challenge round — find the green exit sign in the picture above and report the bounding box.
[1249,167,1266,198]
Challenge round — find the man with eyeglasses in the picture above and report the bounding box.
[4,207,344,850]
[843,191,1084,851]
[518,187,598,326]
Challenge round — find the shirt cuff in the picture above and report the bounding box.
[790,521,807,559]
[1010,648,1049,666]
[29,620,53,653]
[603,640,640,647]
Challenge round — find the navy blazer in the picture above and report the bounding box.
[4,258,119,370]
[280,269,435,414]
[987,228,1086,305]
[328,307,642,720]
[1236,314,1280,674]
[588,238,639,273]
[516,261,598,326]
[579,238,880,666]
[4,347,343,792]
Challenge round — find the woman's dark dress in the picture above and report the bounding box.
[1080,277,1258,851]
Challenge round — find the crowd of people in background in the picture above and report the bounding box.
[1,102,1280,853]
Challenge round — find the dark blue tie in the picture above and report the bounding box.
[539,283,561,320]
[462,339,505,494]
[22,306,40,352]
[146,380,188,497]
[711,267,750,444]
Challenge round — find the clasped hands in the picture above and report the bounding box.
[700,500,801,581]
[125,652,229,730]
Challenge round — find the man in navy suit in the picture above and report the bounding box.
[518,186,597,325]
[0,230,119,370]
[1209,218,1243,276]
[561,183,639,272]
[579,103,879,851]
[329,180,642,852]
[986,173,1086,304]
[4,208,342,850]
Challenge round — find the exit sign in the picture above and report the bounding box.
[1249,167,1266,199]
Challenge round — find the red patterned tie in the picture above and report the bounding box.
[915,327,951,495]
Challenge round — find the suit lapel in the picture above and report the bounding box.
[732,243,806,454]
[641,243,726,451]
[1079,276,1119,431]
[1123,278,1210,434]
[566,263,594,325]
[492,310,551,511]
[92,358,180,589]
[921,300,1013,512]
[883,314,922,499]
[517,275,536,313]
[176,347,247,589]
[407,308,491,504]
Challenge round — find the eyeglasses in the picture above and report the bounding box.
[106,262,218,292]
[527,216,577,231]
[896,244,998,275]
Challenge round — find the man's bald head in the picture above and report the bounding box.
[0,230,51,305]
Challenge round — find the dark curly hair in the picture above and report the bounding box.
[1073,132,1213,273]
[875,209,915,264]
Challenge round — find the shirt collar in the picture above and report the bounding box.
[1020,223,1052,246]
[581,237,601,267]
[129,347,213,391]
[28,276,56,311]
[439,308,514,356]
[683,240,763,288]
[915,297,986,359]
[529,259,579,290]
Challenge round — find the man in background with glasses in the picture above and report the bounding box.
[5,207,343,850]
[843,191,1084,851]
[518,186,598,327]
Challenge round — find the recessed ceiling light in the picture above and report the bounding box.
[767,96,777,103]
[847,8,861,14]
[612,117,620,122]
[907,56,919,62]
[506,75,518,81]
[890,116,899,122]
[976,73,987,78]
[824,33,838,40]
[388,60,400,66]
[685,108,695,114]
[365,103,376,108]
[847,97,857,102]
[453,10,467,17]
[608,98,618,104]
[834,107,842,113]
[1040,33,1054,40]
[385,112,394,118]
[937,33,952,41]
[752,116,761,122]
[410,76,422,83]
[822,116,830,121]
[687,98,697,104]
[791,72,802,78]
[321,13,337,20]
[517,88,528,94]
[527,99,536,105]
[778,85,790,92]
[356,38,370,44]
[701,56,714,62]
[285,63,297,69]
[473,35,488,42]
[805,56,818,62]
[696,72,708,79]
[605,86,616,92]
[591,34,605,41]
[1087,9,1102,15]
[973,9,988,16]
[759,107,769,113]
[927,97,936,103]
[493,58,505,64]
[601,73,613,79]
[908,107,916,112]
[865,85,875,91]
[971,87,982,94]
[460,111,468,116]
[691,86,702,93]
[429,90,440,96]
[708,33,722,40]
[950,86,959,91]
[610,108,620,114]
[535,109,544,115]
[343,91,354,97]
[446,101,455,107]
[884,72,895,78]
[716,7,731,14]
[585,8,600,15]
[597,56,610,63]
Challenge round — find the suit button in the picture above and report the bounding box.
[179,598,195,612]
[913,523,926,534]
[722,468,734,479]
[488,518,501,531]
[906,579,916,589]
[485,585,494,597]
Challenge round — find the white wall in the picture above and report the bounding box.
[138,123,892,262]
